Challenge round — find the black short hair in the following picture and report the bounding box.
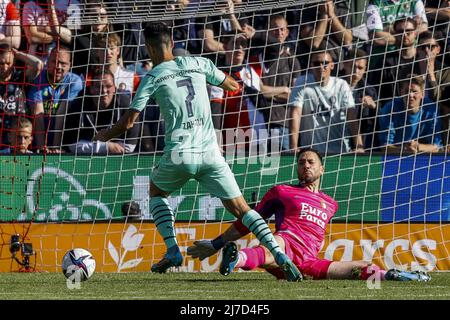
[143,22,172,48]
[393,17,417,31]
[345,48,368,61]
[417,30,435,44]
[297,148,323,165]
[91,68,115,82]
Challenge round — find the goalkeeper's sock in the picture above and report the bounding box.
[150,196,178,249]
[236,246,266,270]
[241,210,283,258]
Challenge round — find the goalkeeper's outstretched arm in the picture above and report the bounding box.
[187,223,245,260]
[188,192,276,260]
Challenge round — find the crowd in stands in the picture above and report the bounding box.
[0,0,448,155]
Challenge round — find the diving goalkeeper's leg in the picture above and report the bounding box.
[222,196,302,282]
[328,261,430,282]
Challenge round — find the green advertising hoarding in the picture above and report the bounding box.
[0,155,382,222]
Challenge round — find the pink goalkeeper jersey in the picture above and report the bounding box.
[235,184,338,257]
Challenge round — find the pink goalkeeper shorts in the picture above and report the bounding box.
[266,231,333,280]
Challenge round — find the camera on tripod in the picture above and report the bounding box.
[9,234,21,254]
[9,234,35,271]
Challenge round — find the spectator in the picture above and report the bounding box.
[0,117,34,154]
[63,69,139,154]
[85,0,151,72]
[371,18,422,105]
[365,0,428,67]
[0,44,43,147]
[377,75,443,153]
[249,14,301,151]
[442,85,450,146]
[417,31,450,102]
[117,22,150,69]
[28,45,83,152]
[22,0,75,61]
[245,10,295,57]
[425,0,450,45]
[417,31,450,146]
[0,0,20,49]
[341,49,378,150]
[166,0,202,53]
[101,0,150,68]
[210,34,264,148]
[211,34,290,153]
[71,2,112,77]
[93,33,140,94]
[298,0,353,70]
[289,49,363,154]
[195,0,254,64]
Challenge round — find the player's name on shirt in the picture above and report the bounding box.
[182,117,204,130]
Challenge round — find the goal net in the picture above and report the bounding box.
[0,0,449,274]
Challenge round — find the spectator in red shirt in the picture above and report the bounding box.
[0,0,20,49]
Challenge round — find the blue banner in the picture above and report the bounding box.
[381,155,450,222]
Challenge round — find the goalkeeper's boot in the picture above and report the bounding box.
[219,242,238,276]
[385,269,431,282]
[275,252,303,282]
[151,245,183,273]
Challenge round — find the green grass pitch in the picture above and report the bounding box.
[0,272,449,300]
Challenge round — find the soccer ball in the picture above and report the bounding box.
[62,248,96,281]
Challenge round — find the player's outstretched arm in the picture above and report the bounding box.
[187,223,244,260]
[93,109,141,142]
[220,75,240,92]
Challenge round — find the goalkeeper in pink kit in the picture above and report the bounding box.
[188,149,431,282]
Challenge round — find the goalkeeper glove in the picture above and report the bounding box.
[187,235,226,260]
[187,240,218,260]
